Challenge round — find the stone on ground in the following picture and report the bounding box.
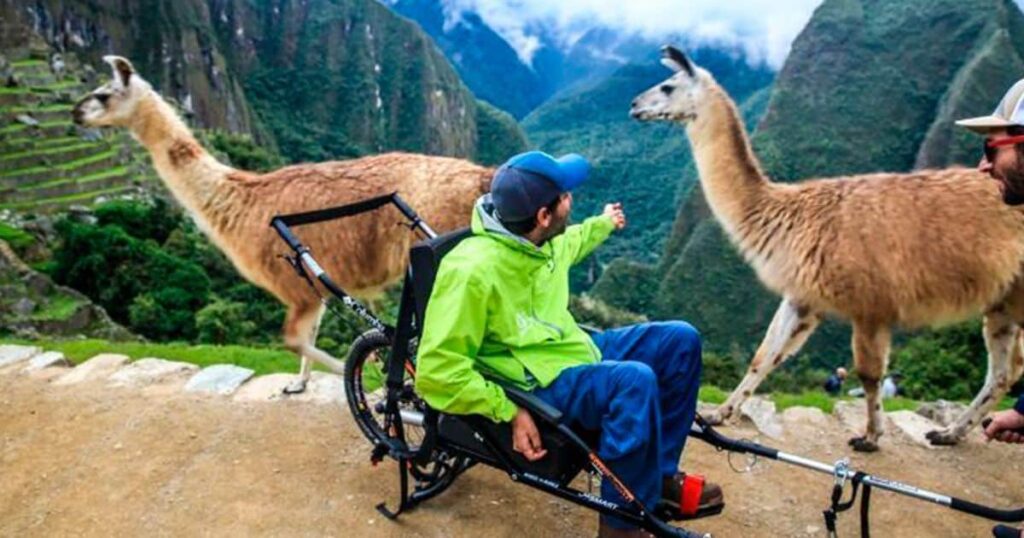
[781,406,829,426]
[232,374,294,402]
[184,364,254,395]
[916,400,968,427]
[234,372,345,407]
[0,345,41,370]
[739,396,783,438]
[888,410,943,449]
[108,358,198,388]
[53,354,129,386]
[832,400,866,433]
[23,351,69,372]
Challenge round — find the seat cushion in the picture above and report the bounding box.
[438,413,597,486]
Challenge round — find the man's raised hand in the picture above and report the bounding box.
[604,202,626,230]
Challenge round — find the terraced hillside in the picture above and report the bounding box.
[0,51,154,213]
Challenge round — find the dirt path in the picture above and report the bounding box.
[1,372,1022,537]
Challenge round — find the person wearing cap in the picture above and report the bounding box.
[957,78,1024,206]
[956,80,1024,451]
[414,151,720,537]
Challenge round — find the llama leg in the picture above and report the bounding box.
[1010,331,1024,384]
[283,304,342,394]
[849,322,891,453]
[703,298,820,425]
[927,307,1017,445]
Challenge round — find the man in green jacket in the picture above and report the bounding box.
[415,151,720,538]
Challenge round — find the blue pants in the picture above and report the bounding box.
[532,321,703,529]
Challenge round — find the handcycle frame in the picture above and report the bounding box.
[271,193,1024,538]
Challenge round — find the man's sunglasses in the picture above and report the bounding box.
[984,134,1024,162]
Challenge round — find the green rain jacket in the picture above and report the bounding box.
[414,194,616,423]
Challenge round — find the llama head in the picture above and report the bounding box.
[72,55,152,128]
[630,45,712,123]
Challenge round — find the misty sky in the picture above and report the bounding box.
[443,0,1024,69]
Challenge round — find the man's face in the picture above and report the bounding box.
[536,193,573,243]
[981,128,1024,205]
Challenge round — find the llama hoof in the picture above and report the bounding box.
[925,429,960,446]
[282,378,308,395]
[700,409,728,426]
[847,436,879,453]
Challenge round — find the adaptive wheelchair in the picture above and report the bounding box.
[272,193,1024,538]
[271,193,709,538]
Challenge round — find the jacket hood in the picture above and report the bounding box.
[472,194,550,259]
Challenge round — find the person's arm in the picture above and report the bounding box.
[414,270,519,423]
[557,205,622,266]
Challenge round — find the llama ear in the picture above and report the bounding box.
[660,45,695,77]
[103,55,135,87]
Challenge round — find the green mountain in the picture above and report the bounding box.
[640,0,1024,360]
[523,49,774,267]
[0,0,525,169]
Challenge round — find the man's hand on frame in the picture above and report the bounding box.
[512,407,548,461]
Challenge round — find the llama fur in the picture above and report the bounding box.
[631,46,1024,451]
[73,56,491,392]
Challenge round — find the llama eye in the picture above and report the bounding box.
[95,93,111,104]
[660,85,675,95]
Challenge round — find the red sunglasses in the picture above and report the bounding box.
[984,134,1024,162]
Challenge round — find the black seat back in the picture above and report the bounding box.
[409,227,473,335]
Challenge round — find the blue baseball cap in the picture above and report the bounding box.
[491,151,591,222]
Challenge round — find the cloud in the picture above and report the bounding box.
[441,0,824,68]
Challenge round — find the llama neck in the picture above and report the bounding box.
[685,85,771,237]
[129,91,237,233]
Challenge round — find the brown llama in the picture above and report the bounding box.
[630,46,1024,452]
[72,56,491,393]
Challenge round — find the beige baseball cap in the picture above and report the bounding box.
[957,78,1024,133]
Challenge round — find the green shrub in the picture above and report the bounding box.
[51,219,210,340]
[196,299,259,344]
[890,319,986,401]
[209,131,287,172]
[0,222,34,254]
[94,198,182,244]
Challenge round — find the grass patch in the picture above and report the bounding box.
[2,149,119,180]
[1,135,80,151]
[0,124,29,135]
[0,87,31,95]
[18,165,127,192]
[29,295,85,321]
[7,103,73,114]
[11,59,46,68]
[698,385,728,404]
[0,184,134,210]
[0,121,73,137]
[773,391,837,413]
[0,142,100,163]
[0,222,34,250]
[32,81,82,93]
[0,338,301,376]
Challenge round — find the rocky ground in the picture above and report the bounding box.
[1,345,1022,537]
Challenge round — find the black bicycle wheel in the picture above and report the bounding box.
[344,329,473,496]
[344,329,427,449]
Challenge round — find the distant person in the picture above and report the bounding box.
[823,367,847,396]
[882,372,902,398]
[847,373,901,398]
